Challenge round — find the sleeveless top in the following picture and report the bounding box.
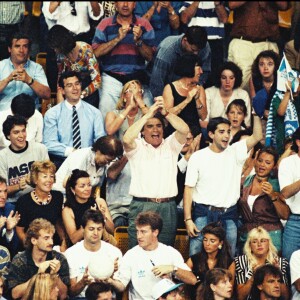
[165,83,199,136]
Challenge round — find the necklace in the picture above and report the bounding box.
[255,175,268,183]
[33,189,51,205]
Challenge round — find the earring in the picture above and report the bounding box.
[218,244,222,250]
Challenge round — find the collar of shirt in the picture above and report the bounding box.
[112,12,137,25]
[141,137,166,148]
[65,99,82,110]
[9,58,30,69]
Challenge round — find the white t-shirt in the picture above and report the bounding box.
[290,249,300,300]
[65,240,122,298]
[114,243,191,300]
[278,154,300,214]
[185,139,247,208]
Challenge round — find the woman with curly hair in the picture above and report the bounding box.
[234,226,290,300]
[186,222,235,299]
[204,61,251,129]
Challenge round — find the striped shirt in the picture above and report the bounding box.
[92,13,155,74]
[179,1,228,40]
[0,2,24,24]
[235,254,289,299]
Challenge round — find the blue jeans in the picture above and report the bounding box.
[99,73,153,119]
[283,214,300,261]
[189,203,238,257]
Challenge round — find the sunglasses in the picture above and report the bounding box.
[70,1,77,16]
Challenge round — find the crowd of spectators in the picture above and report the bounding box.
[0,1,300,300]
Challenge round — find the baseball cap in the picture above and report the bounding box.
[152,278,183,299]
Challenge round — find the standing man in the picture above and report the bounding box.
[43,71,106,169]
[184,115,262,256]
[0,32,50,111]
[0,115,49,203]
[123,98,189,248]
[92,1,155,118]
[150,25,211,97]
[107,211,196,299]
[7,218,69,300]
[279,127,300,261]
[65,209,122,299]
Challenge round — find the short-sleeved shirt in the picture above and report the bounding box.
[0,59,49,111]
[7,249,70,290]
[125,133,184,198]
[114,243,191,300]
[185,140,247,208]
[92,13,155,74]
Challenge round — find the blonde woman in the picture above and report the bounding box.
[105,80,149,140]
[234,226,289,300]
[23,273,59,300]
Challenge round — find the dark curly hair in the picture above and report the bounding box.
[215,61,243,89]
[251,50,280,81]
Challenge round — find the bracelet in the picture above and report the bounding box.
[119,113,125,120]
[197,104,203,110]
[135,40,143,47]
[184,218,192,222]
[164,109,170,117]
[271,197,278,203]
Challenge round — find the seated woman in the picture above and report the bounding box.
[62,169,116,247]
[225,99,248,141]
[238,147,290,253]
[105,80,149,227]
[47,25,101,108]
[234,226,290,300]
[162,53,207,136]
[196,268,233,300]
[16,160,64,249]
[186,223,235,299]
[204,61,251,128]
[23,273,59,300]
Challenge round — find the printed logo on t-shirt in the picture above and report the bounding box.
[137,269,146,278]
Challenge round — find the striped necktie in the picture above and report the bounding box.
[72,105,81,149]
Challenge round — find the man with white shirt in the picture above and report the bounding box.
[107,211,196,300]
[43,71,105,169]
[65,209,122,299]
[0,93,43,150]
[279,127,300,261]
[290,249,300,300]
[184,115,262,256]
[123,98,189,248]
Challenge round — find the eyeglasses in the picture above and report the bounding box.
[70,1,77,16]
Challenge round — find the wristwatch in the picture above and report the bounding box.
[135,40,143,47]
[28,78,34,86]
[172,266,178,276]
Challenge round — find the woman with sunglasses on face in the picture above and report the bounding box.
[186,223,235,299]
[196,268,233,300]
[62,169,115,247]
[162,53,207,136]
[238,147,290,254]
[234,227,290,300]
